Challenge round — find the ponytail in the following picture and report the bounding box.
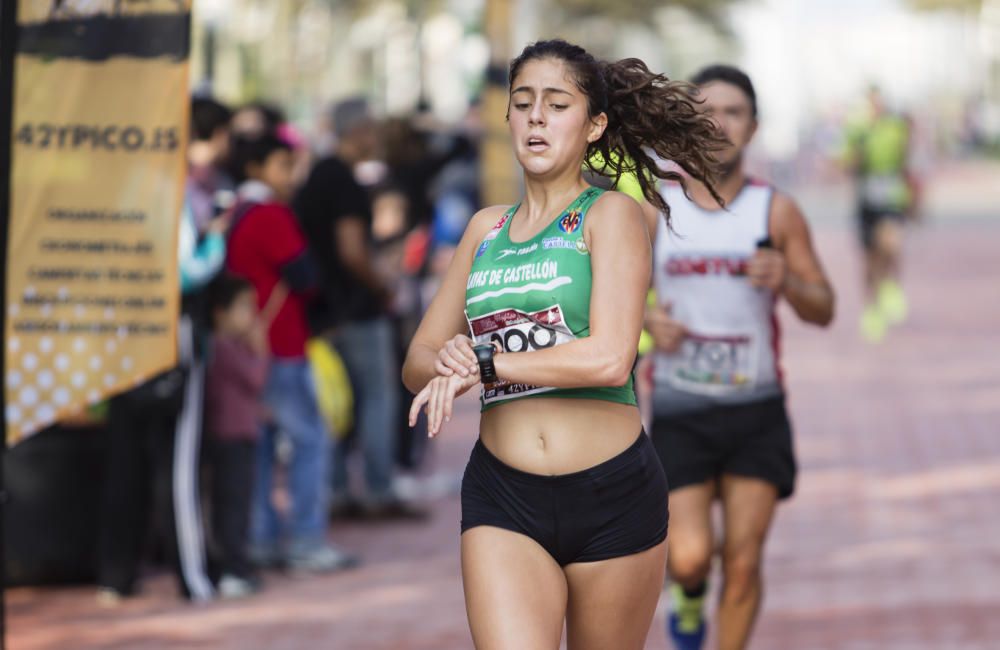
[589,58,727,221]
[510,40,727,224]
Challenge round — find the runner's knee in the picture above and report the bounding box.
[720,543,762,602]
[874,221,902,255]
[668,538,712,585]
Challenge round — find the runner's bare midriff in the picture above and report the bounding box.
[479,397,641,476]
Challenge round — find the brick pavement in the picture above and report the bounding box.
[8,196,1000,649]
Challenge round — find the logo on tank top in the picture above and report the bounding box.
[476,212,513,258]
[666,255,749,276]
[496,242,539,260]
[542,236,589,255]
[558,209,582,234]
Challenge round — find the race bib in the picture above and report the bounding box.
[466,304,576,403]
[862,174,907,208]
[661,332,757,396]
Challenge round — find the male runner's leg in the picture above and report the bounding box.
[716,475,778,650]
[666,480,715,649]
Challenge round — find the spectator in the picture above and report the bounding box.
[226,135,358,571]
[231,101,312,187]
[295,98,422,519]
[188,97,236,234]
[204,274,269,598]
[231,102,284,141]
[375,116,478,472]
[381,114,475,232]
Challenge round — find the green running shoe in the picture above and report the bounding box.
[878,279,908,325]
[860,304,887,343]
[668,583,707,650]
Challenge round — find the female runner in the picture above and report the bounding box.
[403,39,724,649]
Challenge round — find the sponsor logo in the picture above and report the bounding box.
[466,260,561,290]
[475,212,513,258]
[488,212,512,237]
[666,255,749,276]
[496,242,538,260]
[542,237,588,254]
[542,237,573,250]
[558,209,582,234]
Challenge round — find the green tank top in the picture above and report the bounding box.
[465,186,637,411]
[847,114,912,210]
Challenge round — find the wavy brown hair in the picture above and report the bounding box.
[509,39,727,222]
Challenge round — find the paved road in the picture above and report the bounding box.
[9,187,1000,649]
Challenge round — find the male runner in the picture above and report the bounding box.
[843,86,915,342]
[645,65,835,650]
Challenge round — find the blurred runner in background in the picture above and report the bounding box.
[843,86,916,343]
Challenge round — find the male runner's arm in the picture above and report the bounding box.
[748,193,835,326]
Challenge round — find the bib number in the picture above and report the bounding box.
[662,332,757,396]
[862,174,907,209]
[466,304,576,403]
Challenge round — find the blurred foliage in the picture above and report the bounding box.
[557,0,734,25]
[322,0,447,17]
[905,0,983,10]
[323,0,737,25]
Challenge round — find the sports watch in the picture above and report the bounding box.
[473,343,498,384]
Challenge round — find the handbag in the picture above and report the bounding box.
[306,338,354,439]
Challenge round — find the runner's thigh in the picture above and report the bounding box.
[563,539,668,650]
[719,474,778,562]
[461,526,567,650]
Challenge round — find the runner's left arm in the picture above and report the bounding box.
[757,193,835,326]
[492,191,650,388]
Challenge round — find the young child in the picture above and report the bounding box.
[226,135,357,571]
[205,273,269,597]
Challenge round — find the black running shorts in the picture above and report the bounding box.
[858,202,905,250]
[651,396,797,500]
[461,432,668,566]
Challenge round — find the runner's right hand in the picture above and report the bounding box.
[644,302,687,353]
[435,334,479,378]
[409,372,480,438]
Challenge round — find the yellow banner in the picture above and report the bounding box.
[5,1,191,443]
